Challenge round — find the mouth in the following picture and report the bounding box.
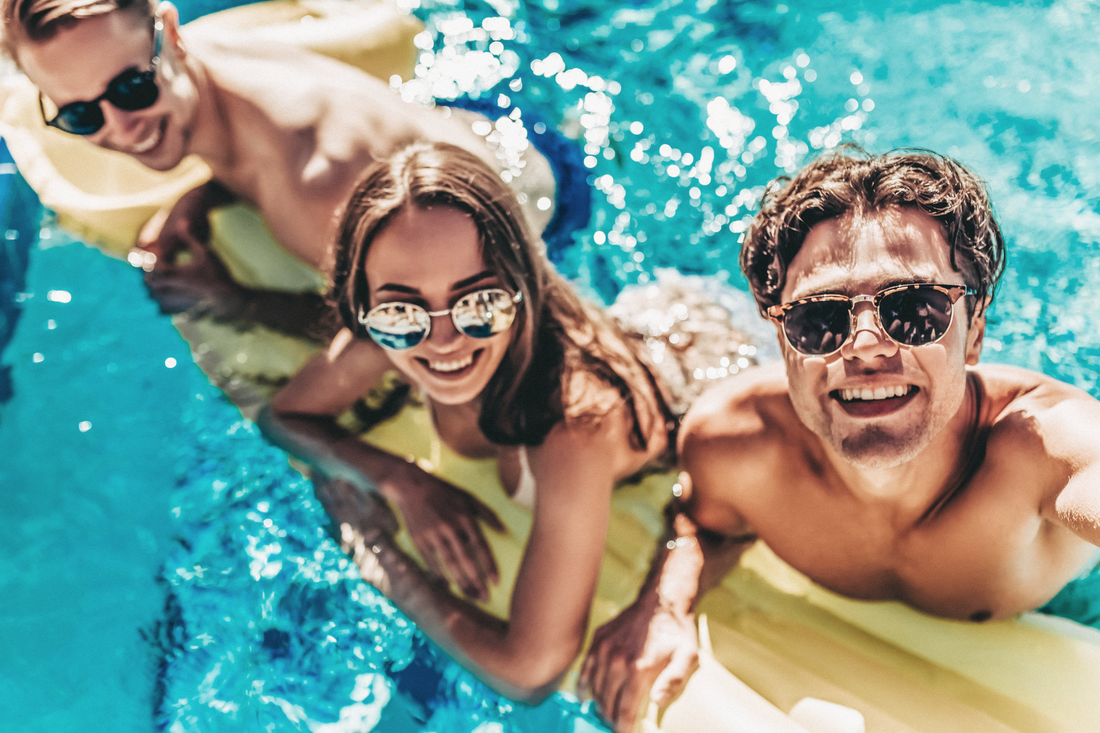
[831,384,918,417]
[417,350,480,378]
[131,118,166,155]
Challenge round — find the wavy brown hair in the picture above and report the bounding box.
[740,146,1005,320]
[1,0,154,57]
[332,142,674,454]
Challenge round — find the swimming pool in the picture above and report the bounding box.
[3,0,1099,731]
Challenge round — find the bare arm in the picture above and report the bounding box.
[136,181,339,340]
[262,331,503,598]
[579,380,768,732]
[334,410,643,702]
[1040,394,1100,546]
[578,486,755,732]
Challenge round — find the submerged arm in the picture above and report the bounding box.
[262,331,502,597]
[137,181,339,340]
[339,415,632,702]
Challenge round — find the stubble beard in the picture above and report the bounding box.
[835,421,931,470]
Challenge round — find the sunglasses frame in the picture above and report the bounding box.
[39,18,164,136]
[766,282,977,357]
[358,288,523,351]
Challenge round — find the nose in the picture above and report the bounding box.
[95,103,149,146]
[841,301,898,360]
[426,313,464,351]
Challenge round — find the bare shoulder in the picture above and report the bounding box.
[680,361,793,450]
[679,362,798,533]
[188,31,403,128]
[976,363,1100,485]
[554,371,669,481]
[978,364,1100,441]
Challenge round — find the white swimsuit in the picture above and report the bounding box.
[511,445,537,511]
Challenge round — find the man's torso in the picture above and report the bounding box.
[689,362,1100,621]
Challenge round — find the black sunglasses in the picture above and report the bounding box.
[39,19,163,136]
[767,282,976,357]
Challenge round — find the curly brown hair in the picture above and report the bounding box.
[332,142,674,454]
[740,146,1005,320]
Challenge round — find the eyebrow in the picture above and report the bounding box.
[374,270,497,296]
[799,276,939,299]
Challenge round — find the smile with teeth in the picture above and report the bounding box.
[131,120,164,154]
[425,352,475,373]
[839,384,913,402]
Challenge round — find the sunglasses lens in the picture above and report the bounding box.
[452,289,517,338]
[879,287,954,346]
[364,303,431,350]
[784,300,851,356]
[54,103,106,135]
[107,70,160,111]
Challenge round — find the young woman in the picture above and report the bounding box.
[265,142,675,700]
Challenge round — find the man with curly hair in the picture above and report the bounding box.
[581,147,1100,732]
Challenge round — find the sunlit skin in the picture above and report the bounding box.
[781,208,978,473]
[364,207,511,409]
[582,207,1100,733]
[18,11,196,171]
[266,204,669,701]
[13,3,554,294]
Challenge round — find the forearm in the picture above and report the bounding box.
[258,406,414,500]
[636,504,755,617]
[222,288,342,342]
[191,179,238,210]
[345,524,561,702]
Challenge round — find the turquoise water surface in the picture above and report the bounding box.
[3,0,1100,731]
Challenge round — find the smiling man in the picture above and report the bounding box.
[0,0,561,324]
[580,148,1100,732]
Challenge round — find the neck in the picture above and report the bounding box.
[183,55,235,171]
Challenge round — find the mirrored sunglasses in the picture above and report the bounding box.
[359,288,522,351]
[766,282,976,357]
[39,19,163,136]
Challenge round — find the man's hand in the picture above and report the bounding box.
[134,183,245,317]
[579,593,700,733]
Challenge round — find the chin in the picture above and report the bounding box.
[135,123,188,172]
[835,425,931,470]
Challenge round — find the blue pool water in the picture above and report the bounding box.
[4,0,1100,730]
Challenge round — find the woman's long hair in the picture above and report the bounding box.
[331,142,673,454]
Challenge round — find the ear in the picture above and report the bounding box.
[157,2,185,58]
[964,299,989,366]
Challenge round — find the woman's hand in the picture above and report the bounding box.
[318,456,505,602]
[384,461,504,601]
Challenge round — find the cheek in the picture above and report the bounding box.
[381,349,416,379]
[482,334,511,371]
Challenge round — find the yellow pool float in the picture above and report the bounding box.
[3,4,1098,731]
[357,396,1100,733]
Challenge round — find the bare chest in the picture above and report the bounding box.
[747,474,1095,620]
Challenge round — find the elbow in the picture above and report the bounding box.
[493,637,583,704]
[269,387,299,415]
